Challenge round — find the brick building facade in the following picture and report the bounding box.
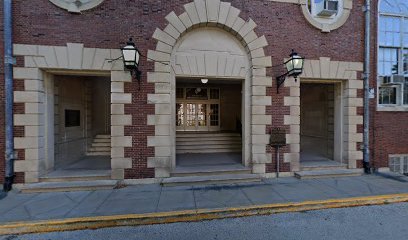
[0,0,404,186]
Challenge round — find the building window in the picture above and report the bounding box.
[389,155,408,174]
[379,87,397,104]
[49,0,105,13]
[378,0,408,108]
[307,0,339,18]
[301,0,350,32]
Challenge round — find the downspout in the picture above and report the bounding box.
[363,0,371,174]
[3,0,15,191]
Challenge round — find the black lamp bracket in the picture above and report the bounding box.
[276,73,288,94]
[130,68,142,90]
[276,73,299,94]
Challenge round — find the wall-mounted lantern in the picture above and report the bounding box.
[121,38,142,89]
[276,49,305,93]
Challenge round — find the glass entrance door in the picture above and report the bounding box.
[185,103,208,131]
[176,103,219,131]
[176,87,220,131]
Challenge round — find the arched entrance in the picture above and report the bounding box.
[146,0,272,178]
[173,27,248,171]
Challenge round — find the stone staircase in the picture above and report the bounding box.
[295,160,363,179]
[162,164,260,186]
[87,134,111,156]
[176,132,242,154]
[20,180,118,193]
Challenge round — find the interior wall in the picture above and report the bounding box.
[300,83,334,160]
[91,77,111,136]
[54,76,91,168]
[220,84,241,131]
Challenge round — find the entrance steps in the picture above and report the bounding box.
[20,180,118,193]
[163,164,260,186]
[171,164,251,177]
[295,169,363,179]
[176,132,242,154]
[295,160,363,179]
[87,134,111,156]
[162,174,261,186]
[39,170,112,183]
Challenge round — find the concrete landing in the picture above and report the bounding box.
[172,164,251,177]
[19,180,118,193]
[295,169,363,179]
[40,170,111,182]
[176,152,242,166]
[162,174,261,186]
[301,160,347,171]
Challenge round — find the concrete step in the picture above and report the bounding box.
[20,180,118,193]
[176,133,241,138]
[176,145,242,150]
[176,148,242,154]
[86,151,111,156]
[94,139,111,143]
[91,142,111,147]
[161,173,261,186]
[301,165,347,171]
[176,140,242,146]
[177,136,241,142]
[39,171,112,182]
[89,146,111,152]
[171,165,251,177]
[95,135,111,139]
[295,169,363,179]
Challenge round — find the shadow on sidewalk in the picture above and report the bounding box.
[0,191,7,200]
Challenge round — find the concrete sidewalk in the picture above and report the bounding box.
[1,173,408,225]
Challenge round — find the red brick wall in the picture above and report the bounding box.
[370,1,408,169]
[0,0,368,182]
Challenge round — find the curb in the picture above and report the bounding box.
[1,193,408,235]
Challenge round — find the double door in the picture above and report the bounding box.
[176,102,220,131]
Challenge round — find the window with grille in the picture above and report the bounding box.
[389,155,408,174]
[378,0,408,107]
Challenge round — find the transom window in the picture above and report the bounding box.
[378,0,408,107]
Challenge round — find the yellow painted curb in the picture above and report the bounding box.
[1,193,408,235]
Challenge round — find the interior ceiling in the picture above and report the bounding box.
[176,78,242,85]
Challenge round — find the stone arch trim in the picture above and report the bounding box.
[146,0,273,178]
[300,0,353,33]
[49,0,105,13]
[283,57,364,171]
[12,43,132,183]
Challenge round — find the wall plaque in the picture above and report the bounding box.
[270,127,286,146]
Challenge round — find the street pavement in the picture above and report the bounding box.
[2,202,408,240]
[0,173,407,224]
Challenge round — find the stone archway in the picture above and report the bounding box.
[12,43,132,183]
[146,0,272,178]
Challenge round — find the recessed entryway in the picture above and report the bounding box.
[300,82,345,169]
[174,78,245,174]
[41,74,112,181]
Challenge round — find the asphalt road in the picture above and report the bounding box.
[2,203,408,240]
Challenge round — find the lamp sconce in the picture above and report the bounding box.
[276,49,305,94]
[121,38,142,90]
